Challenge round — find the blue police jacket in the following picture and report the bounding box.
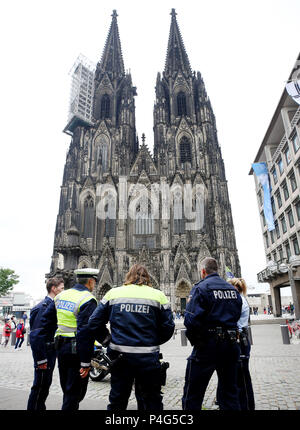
[88,283,175,357]
[184,273,242,341]
[39,284,100,367]
[29,296,55,365]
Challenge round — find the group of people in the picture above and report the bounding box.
[1,315,26,349]
[26,257,254,411]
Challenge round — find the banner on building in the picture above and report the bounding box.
[286,80,300,105]
[252,162,275,231]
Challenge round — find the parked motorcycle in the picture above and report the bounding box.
[89,342,115,381]
[89,342,169,385]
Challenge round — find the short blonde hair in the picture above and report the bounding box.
[228,278,247,295]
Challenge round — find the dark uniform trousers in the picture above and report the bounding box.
[216,337,255,410]
[107,352,163,411]
[57,341,89,410]
[236,339,255,410]
[182,337,241,410]
[27,350,56,410]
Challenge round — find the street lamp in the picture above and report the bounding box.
[278,255,300,320]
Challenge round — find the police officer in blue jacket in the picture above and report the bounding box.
[39,268,108,410]
[27,277,64,410]
[88,263,175,410]
[182,257,242,410]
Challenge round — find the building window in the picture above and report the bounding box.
[180,136,192,165]
[105,218,116,237]
[276,191,282,208]
[293,237,300,255]
[289,173,297,192]
[261,212,266,227]
[135,201,154,235]
[174,191,185,234]
[292,134,300,153]
[271,168,278,184]
[284,146,291,165]
[278,158,283,174]
[258,191,263,206]
[282,182,289,201]
[287,208,295,228]
[285,242,291,261]
[83,196,94,238]
[264,233,269,248]
[278,246,283,261]
[177,91,187,116]
[270,229,275,244]
[100,94,110,119]
[295,200,300,221]
[275,220,280,239]
[280,216,287,234]
[271,197,276,215]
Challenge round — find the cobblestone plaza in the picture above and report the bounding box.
[0,321,300,410]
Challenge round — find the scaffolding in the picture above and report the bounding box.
[64,54,96,135]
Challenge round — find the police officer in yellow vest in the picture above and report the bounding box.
[39,268,108,410]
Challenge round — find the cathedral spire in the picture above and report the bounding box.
[99,10,125,77]
[164,9,192,77]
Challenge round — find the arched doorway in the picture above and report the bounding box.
[96,283,112,301]
[175,280,191,312]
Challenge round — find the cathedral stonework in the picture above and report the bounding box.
[48,10,241,311]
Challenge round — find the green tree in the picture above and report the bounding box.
[0,268,19,297]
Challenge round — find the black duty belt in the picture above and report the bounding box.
[208,327,239,342]
[56,336,73,343]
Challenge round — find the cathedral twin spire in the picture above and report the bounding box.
[99,9,192,78]
[164,9,192,77]
[98,9,125,78]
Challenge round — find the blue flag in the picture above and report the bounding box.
[252,162,275,231]
[226,266,234,279]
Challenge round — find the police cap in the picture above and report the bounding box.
[74,268,99,281]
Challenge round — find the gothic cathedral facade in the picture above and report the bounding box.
[48,10,241,310]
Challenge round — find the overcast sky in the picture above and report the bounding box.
[0,0,299,300]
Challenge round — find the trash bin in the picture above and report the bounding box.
[280,325,290,344]
[181,329,188,346]
[11,331,16,346]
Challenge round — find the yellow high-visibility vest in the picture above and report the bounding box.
[54,288,96,337]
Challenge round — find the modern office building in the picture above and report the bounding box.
[250,54,300,319]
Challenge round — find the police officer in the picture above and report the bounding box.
[182,257,242,410]
[27,277,64,410]
[39,268,106,410]
[88,263,175,410]
[227,278,255,410]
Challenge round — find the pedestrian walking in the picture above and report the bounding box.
[10,315,17,330]
[2,318,12,347]
[27,277,64,410]
[22,312,28,327]
[15,319,26,349]
[182,257,242,410]
[88,263,175,410]
[39,268,100,410]
[217,278,255,410]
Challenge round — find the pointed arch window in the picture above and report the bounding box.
[135,198,154,235]
[180,136,192,165]
[83,195,94,238]
[100,94,111,119]
[104,198,116,237]
[177,91,187,116]
[173,190,185,234]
